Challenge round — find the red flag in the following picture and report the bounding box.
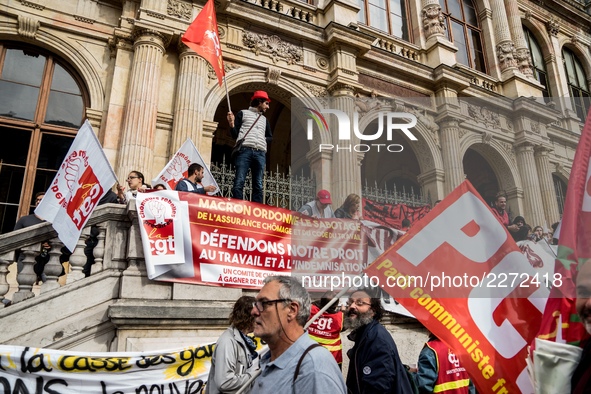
[182,0,225,86]
[537,107,591,345]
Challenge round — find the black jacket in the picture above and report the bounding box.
[346,319,413,394]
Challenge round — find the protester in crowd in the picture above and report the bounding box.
[532,226,544,242]
[491,192,519,234]
[227,91,273,203]
[307,291,344,368]
[175,163,216,194]
[572,261,591,393]
[334,193,362,219]
[13,192,59,283]
[415,332,476,394]
[117,170,149,202]
[510,216,530,242]
[250,276,346,393]
[206,296,259,394]
[401,218,412,231]
[298,190,335,218]
[551,221,560,245]
[345,287,412,394]
[153,184,167,190]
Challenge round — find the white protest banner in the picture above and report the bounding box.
[151,139,219,194]
[0,339,262,393]
[35,120,117,252]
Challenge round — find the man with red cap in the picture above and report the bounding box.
[227,91,273,203]
[298,189,335,218]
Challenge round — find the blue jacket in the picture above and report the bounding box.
[346,319,413,394]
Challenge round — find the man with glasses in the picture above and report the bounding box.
[249,275,345,393]
[344,287,412,394]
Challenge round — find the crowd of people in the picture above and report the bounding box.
[205,276,484,393]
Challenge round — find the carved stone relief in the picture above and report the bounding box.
[515,48,533,76]
[303,83,328,98]
[167,0,192,20]
[243,32,302,65]
[207,62,240,81]
[467,104,501,129]
[354,91,382,114]
[316,56,328,70]
[266,67,281,85]
[546,19,559,37]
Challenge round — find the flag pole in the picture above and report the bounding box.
[224,76,231,113]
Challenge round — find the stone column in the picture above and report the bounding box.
[116,29,166,180]
[534,146,560,226]
[504,0,533,77]
[439,118,464,195]
[515,143,545,227]
[171,42,209,155]
[490,0,517,73]
[328,84,361,206]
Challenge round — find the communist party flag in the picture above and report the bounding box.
[182,0,225,86]
[537,106,591,346]
[365,180,549,393]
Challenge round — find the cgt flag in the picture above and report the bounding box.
[537,106,591,345]
[35,120,117,252]
[151,138,220,194]
[182,0,225,86]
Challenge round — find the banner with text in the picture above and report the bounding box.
[362,198,430,229]
[365,180,550,394]
[0,339,265,393]
[137,192,366,289]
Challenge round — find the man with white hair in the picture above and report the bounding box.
[249,276,345,393]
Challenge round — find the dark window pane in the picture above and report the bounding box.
[358,0,366,22]
[1,48,45,86]
[0,80,39,121]
[369,4,388,31]
[37,133,74,170]
[45,91,83,128]
[468,29,485,72]
[0,127,30,166]
[462,0,478,25]
[452,21,468,66]
[447,0,462,17]
[50,63,81,95]
[0,127,29,234]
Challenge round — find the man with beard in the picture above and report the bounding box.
[175,163,216,194]
[571,261,591,393]
[345,287,412,394]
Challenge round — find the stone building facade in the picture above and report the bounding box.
[0,0,590,361]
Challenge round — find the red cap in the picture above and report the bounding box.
[317,190,332,204]
[251,90,271,103]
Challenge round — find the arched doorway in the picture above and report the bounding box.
[361,117,422,197]
[0,43,88,234]
[463,147,500,207]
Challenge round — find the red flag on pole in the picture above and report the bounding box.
[182,0,225,86]
[537,106,591,345]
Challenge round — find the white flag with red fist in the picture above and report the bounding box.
[35,120,117,251]
[151,139,219,194]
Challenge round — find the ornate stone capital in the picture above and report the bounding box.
[303,83,328,98]
[496,41,517,70]
[422,4,445,39]
[515,48,533,77]
[132,28,170,51]
[327,82,356,97]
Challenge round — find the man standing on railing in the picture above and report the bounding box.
[227,91,273,203]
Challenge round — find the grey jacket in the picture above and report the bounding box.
[205,326,255,394]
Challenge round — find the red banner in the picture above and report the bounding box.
[365,181,550,393]
[137,192,367,289]
[362,198,430,229]
[537,107,591,345]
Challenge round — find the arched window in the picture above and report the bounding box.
[0,43,87,234]
[523,26,550,101]
[439,0,486,72]
[357,0,410,41]
[562,48,590,121]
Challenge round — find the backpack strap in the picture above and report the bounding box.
[293,343,322,383]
